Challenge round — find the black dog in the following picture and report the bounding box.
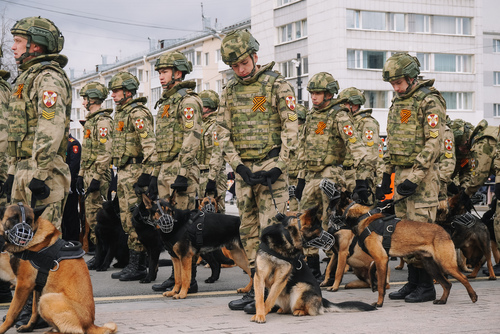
[92,197,129,271]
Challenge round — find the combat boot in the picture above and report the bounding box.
[306,254,322,280]
[228,269,255,310]
[405,268,436,303]
[111,248,133,279]
[389,263,418,300]
[152,268,175,292]
[119,250,147,281]
[14,294,49,329]
[86,256,97,270]
[0,279,12,303]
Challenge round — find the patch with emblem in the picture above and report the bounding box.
[100,138,107,144]
[213,131,219,146]
[117,121,124,132]
[14,84,24,98]
[430,130,439,138]
[162,105,170,118]
[315,122,326,134]
[184,107,194,120]
[365,130,373,140]
[99,127,108,137]
[378,144,383,158]
[343,125,354,136]
[400,109,411,124]
[185,120,194,129]
[288,113,297,122]
[349,137,357,143]
[285,96,296,111]
[42,110,55,120]
[427,114,439,128]
[252,96,266,112]
[84,129,91,139]
[43,91,58,108]
[72,145,79,154]
[444,139,453,151]
[140,132,148,138]
[471,158,476,170]
[135,119,144,129]
[445,152,453,158]
[460,158,469,168]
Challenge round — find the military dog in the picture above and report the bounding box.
[0,203,117,334]
[251,206,376,324]
[134,194,252,298]
[336,197,478,307]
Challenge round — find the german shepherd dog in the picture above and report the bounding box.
[133,194,252,298]
[0,203,117,334]
[251,206,376,324]
[333,193,478,307]
[93,196,129,271]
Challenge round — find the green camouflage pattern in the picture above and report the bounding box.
[221,29,259,66]
[200,89,219,110]
[84,169,110,244]
[438,126,456,200]
[338,87,366,105]
[216,62,298,172]
[306,72,339,95]
[448,117,474,187]
[198,113,218,169]
[108,72,140,92]
[382,52,420,82]
[80,81,109,101]
[11,16,64,54]
[0,73,11,204]
[155,51,192,73]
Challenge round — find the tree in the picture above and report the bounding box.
[0,7,18,81]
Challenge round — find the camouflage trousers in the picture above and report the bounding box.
[158,160,199,210]
[300,165,346,257]
[288,175,299,212]
[494,200,500,250]
[117,163,145,252]
[236,158,288,268]
[199,168,226,213]
[11,157,70,230]
[83,168,111,244]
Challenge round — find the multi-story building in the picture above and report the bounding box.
[252,0,500,133]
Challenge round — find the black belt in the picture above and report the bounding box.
[126,157,143,164]
[242,147,280,162]
[200,169,210,173]
[343,166,354,170]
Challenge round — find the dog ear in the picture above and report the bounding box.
[33,205,47,222]
[142,193,153,210]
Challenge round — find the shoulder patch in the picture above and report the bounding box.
[184,107,194,120]
[42,110,55,120]
[343,124,354,136]
[427,114,439,128]
[135,119,144,129]
[285,96,296,111]
[99,127,108,137]
[72,145,79,154]
[43,91,58,108]
[185,120,194,129]
[288,113,297,122]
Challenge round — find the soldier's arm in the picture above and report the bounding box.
[132,108,158,175]
[405,95,445,185]
[31,70,70,181]
[360,117,381,182]
[296,121,307,179]
[464,138,495,196]
[0,86,10,181]
[92,116,113,181]
[208,131,225,181]
[216,87,242,171]
[178,96,202,177]
[439,128,456,185]
[274,78,298,172]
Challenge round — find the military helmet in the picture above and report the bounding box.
[155,51,192,73]
[80,81,109,101]
[307,72,339,95]
[382,52,420,82]
[11,16,64,54]
[338,87,366,106]
[200,90,220,110]
[221,29,260,65]
[108,72,140,92]
[450,118,474,148]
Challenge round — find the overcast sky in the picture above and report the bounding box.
[1,0,251,78]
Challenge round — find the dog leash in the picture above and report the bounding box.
[266,177,286,222]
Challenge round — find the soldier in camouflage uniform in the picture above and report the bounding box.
[295,74,375,279]
[217,29,299,311]
[200,89,226,213]
[75,82,113,269]
[380,53,447,303]
[7,17,71,230]
[109,72,158,282]
[448,118,474,193]
[149,51,202,293]
[436,124,456,222]
[287,104,306,212]
[339,87,381,201]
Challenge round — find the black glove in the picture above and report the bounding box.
[147,176,158,200]
[205,179,217,196]
[396,179,418,197]
[295,178,306,201]
[261,167,282,185]
[87,179,101,193]
[353,179,369,203]
[75,176,85,195]
[495,183,500,199]
[28,178,50,200]
[171,175,188,192]
[376,173,393,200]
[447,182,460,195]
[3,174,14,200]
[134,173,151,195]
[236,164,255,186]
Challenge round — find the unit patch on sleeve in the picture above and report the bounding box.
[285,96,296,111]
[288,113,298,122]
[184,107,194,120]
[427,114,439,128]
[135,119,144,129]
[43,91,58,108]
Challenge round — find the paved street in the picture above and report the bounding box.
[0,204,498,333]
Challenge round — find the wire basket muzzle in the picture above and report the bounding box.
[5,222,34,247]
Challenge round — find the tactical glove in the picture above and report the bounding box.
[353,179,369,203]
[396,179,418,197]
[261,167,282,185]
[28,178,51,200]
[205,179,217,196]
[75,176,85,195]
[447,182,460,195]
[171,175,188,192]
[376,173,393,200]
[87,179,101,193]
[147,176,159,200]
[134,173,151,195]
[295,178,306,201]
[236,164,255,186]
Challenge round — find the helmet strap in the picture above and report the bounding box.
[163,69,182,89]
[404,77,416,94]
[15,37,42,63]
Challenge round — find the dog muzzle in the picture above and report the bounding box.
[5,222,34,247]
[320,178,340,201]
[304,230,335,251]
[201,203,216,213]
[328,213,346,233]
[155,202,174,233]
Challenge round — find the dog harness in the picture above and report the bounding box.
[451,212,477,229]
[358,215,400,256]
[13,239,85,292]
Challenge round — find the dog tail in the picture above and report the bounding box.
[322,298,377,312]
[87,322,118,334]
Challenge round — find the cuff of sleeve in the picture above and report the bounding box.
[276,160,287,173]
[178,167,188,178]
[7,164,16,175]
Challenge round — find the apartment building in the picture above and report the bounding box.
[252,0,500,133]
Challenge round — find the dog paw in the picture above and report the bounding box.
[433,299,447,305]
[163,291,176,297]
[250,315,266,323]
[372,302,383,308]
[489,276,497,280]
[205,277,217,283]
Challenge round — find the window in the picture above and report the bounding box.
[433,16,471,35]
[185,50,195,65]
[279,56,308,78]
[364,91,388,109]
[435,54,472,73]
[216,80,222,95]
[215,49,221,62]
[494,104,500,117]
[151,63,158,78]
[196,79,202,93]
[494,40,500,53]
[408,14,430,33]
[441,92,473,110]
[346,10,360,29]
[204,52,209,66]
[196,51,202,66]
[128,68,137,77]
[361,11,386,30]
[105,99,113,109]
[276,0,299,6]
[278,20,307,43]
[494,72,500,86]
[138,69,143,81]
[347,50,386,69]
[151,87,162,110]
[416,53,430,71]
[389,13,405,32]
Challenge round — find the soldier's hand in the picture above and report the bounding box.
[295,178,305,201]
[261,167,282,185]
[447,182,460,195]
[353,179,369,204]
[147,176,158,200]
[28,178,50,200]
[87,179,101,193]
[236,164,256,186]
[396,179,418,197]
[376,173,393,200]
[75,176,85,195]
[205,179,217,197]
[171,175,188,192]
[134,173,151,195]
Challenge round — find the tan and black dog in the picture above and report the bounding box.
[0,203,117,334]
[338,200,478,307]
[251,206,376,324]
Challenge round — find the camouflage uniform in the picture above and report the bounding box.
[436,125,456,222]
[217,30,298,268]
[287,104,306,212]
[0,70,11,207]
[79,105,113,244]
[448,118,474,189]
[8,17,71,229]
